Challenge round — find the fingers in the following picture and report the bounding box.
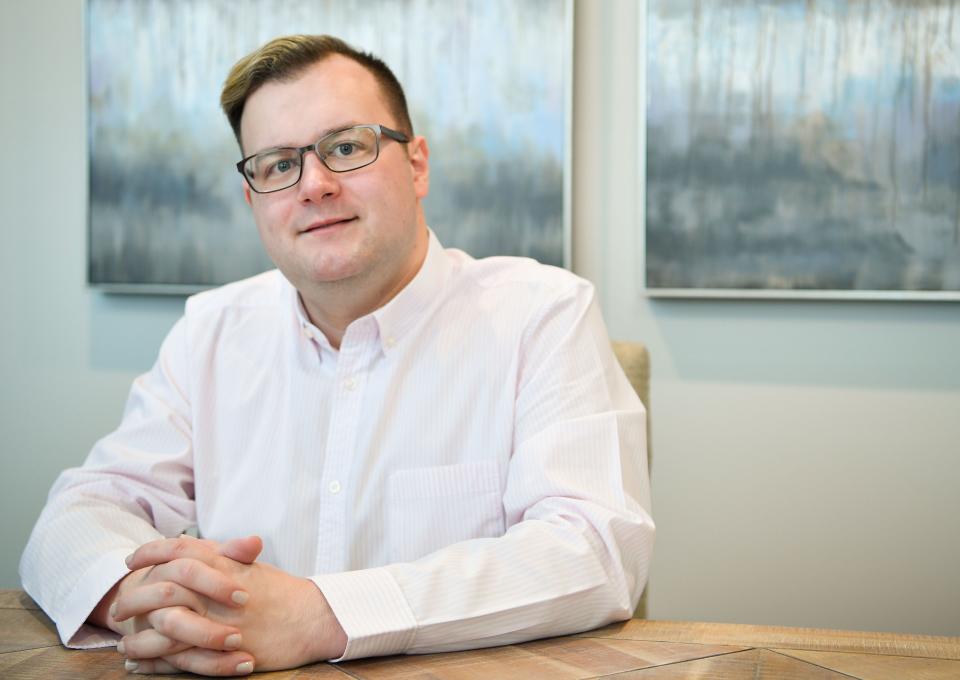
[127,535,263,571]
[218,536,263,565]
[162,649,255,676]
[126,537,222,571]
[122,558,247,613]
[112,580,206,622]
[123,657,181,674]
[118,628,192,659]
[143,605,242,652]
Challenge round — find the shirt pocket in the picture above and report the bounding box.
[387,459,505,564]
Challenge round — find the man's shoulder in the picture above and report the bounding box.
[184,269,286,318]
[453,252,593,303]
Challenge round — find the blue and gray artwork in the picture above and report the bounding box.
[646,0,960,293]
[88,0,567,287]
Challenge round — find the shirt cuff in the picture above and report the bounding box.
[311,567,417,661]
[56,549,130,648]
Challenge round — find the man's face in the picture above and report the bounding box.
[239,55,429,293]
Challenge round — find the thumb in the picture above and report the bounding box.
[220,535,263,564]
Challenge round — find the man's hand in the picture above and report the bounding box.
[112,535,347,675]
[90,535,260,675]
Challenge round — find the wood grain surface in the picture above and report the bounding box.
[2,590,959,679]
[774,647,960,680]
[579,618,960,660]
[0,591,39,610]
[0,608,59,654]
[340,637,747,680]
[611,648,854,679]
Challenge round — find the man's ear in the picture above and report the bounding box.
[408,136,430,199]
[243,180,252,206]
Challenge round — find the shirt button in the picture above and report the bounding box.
[385,336,396,348]
[328,480,341,494]
[342,377,357,391]
[301,326,314,341]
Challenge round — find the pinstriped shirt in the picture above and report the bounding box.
[20,230,654,660]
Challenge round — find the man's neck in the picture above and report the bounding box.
[299,236,428,350]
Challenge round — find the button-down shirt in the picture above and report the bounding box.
[20,230,654,660]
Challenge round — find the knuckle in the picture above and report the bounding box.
[171,651,202,675]
[171,539,189,559]
[176,558,197,582]
[150,608,174,635]
[201,629,221,650]
[159,582,177,603]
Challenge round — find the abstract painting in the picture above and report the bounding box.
[88,0,569,290]
[646,0,960,299]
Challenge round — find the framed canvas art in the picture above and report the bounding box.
[88,0,571,291]
[645,0,960,300]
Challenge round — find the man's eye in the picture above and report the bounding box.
[333,142,358,157]
[264,156,298,177]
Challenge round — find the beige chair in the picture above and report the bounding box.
[611,341,651,619]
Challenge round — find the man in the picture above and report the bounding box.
[21,35,654,676]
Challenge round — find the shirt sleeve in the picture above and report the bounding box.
[314,281,655,660]
[18,317,198,647]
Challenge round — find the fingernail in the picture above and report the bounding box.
[236,661,254,674]
[125,659,139,671]
[224,633,242,649]
[109,602,118,618]
[116,639,125,655]
[231,590,249,605]
[124,554,133,568]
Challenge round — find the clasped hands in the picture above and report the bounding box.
[97,535,347,675]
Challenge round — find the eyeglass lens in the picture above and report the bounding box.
[242,126,381,193]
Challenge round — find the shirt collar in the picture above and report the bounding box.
[372,228,451,354]
[290,282,336,357]
[286,227,451,356]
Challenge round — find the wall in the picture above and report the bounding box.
[0,0,184,591]
[1,0,958,636]
[574,1,960,636]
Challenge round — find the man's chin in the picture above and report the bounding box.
[299,260,366,287]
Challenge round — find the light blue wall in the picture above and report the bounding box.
[575,1,960,637]
[2,0,958,638]
[0,1,185,588]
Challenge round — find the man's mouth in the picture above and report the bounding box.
[300,217,357,234]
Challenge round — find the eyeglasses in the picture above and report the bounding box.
[236,124,410,194]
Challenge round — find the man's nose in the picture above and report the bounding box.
[297,151,340,201]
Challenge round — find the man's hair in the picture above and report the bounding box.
[220,34,414,149]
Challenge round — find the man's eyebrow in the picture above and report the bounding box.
[249,122,363,156]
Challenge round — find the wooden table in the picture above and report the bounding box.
[2,589,958,678]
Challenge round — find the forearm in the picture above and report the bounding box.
[315,497,653,659]
[19,493,166,646]
[406,505,651,650]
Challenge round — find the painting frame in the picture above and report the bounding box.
[85,0,573,294]
[640,0,960,302]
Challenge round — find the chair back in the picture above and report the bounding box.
[611,341,651,619]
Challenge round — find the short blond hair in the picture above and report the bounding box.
[220,34,413,149]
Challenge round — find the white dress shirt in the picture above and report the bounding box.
[20,230,654,660]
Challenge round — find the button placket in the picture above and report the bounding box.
[313,320,377,574]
